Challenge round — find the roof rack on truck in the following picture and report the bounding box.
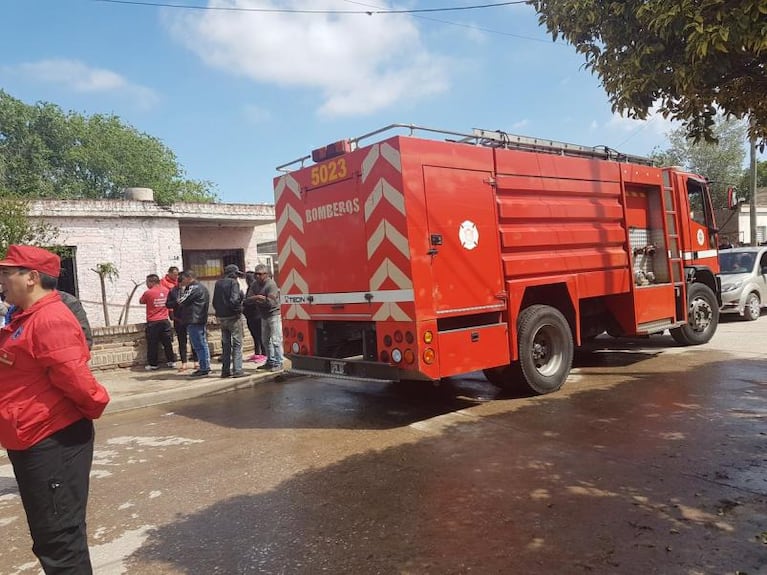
[275,123,655,172]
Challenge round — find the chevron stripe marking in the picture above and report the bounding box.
[361,144,380,183]
[372,302,411,321]
[276,204,304,236]
[278,237,307,267]
[367,220,410,259]
[364,178,405,221]
[275,174,301,202]
[285,304,310,320]
[380,142,402,173]
[281,269,309,294]
[370,258,412,290]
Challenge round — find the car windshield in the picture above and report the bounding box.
[719,251,755,274]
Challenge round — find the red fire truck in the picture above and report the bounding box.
[274,124,721,394]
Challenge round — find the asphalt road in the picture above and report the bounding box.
[1,314,766,574]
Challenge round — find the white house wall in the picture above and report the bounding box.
[42,216,182,327]
[737,205,767,244]
[29,199,276,328]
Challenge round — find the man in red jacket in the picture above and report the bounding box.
[0,245,110,574]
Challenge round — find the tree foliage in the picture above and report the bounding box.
[529,0,767,145]
[738,159,767,194]
[0,195,59,259]
[650,117,747,209]
[0,90,217,205]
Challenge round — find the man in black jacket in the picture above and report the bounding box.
[212,264,245,378]
[177,270,211,377]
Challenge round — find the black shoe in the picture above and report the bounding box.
[220,372,231,378]
[231,371,247,378]
[189,370,210,377]
[256,364,272,370]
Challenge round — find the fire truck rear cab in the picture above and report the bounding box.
[274,124,721,394]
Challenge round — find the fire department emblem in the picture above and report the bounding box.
[459,220,479,250]
[696,229,705,246]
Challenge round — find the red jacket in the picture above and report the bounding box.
[0,292,110,450]
[160,274,177,292]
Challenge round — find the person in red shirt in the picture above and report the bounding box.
[138,274,177,370]
[0,244,110,574]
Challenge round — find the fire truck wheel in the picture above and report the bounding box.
[482,364,524,392]
[743,292,761,321]
[669,283,719,345]
[516,304,574,395]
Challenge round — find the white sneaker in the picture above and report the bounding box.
[145,365,160,371]
[166,362,176,368]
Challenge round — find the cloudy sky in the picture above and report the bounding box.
[2,0,686,204]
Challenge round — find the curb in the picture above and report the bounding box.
[104,371,289,415]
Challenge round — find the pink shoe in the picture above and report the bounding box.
[248,354,259,361]
[255,355,267,362]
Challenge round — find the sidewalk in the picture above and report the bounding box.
[96,358,289,414]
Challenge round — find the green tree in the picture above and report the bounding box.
[0,195,59,258]
[0,90,217,205]
[651,117,747,209]
[92,262,119,327]
[738,159,767,195]
[528,0,767,145]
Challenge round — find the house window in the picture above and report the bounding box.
[57,246,79,297]
[182,249,244,279]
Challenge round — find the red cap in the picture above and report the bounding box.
[0,245,61,278]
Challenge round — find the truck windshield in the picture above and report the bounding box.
[688,178,717,249]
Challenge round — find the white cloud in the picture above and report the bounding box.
[10,59,159,109]
[510,119,529,131]
[243,103,272,123]
[165,0,449,117]
[604,104,677,136]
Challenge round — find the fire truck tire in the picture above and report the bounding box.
[669,283,719,345]
[483,363,524,392]
[516,304,573,394]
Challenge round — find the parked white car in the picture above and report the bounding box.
[718,246,767,321]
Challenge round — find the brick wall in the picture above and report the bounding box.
[89,320,258,371]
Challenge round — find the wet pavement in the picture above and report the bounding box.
[0,316,765,574]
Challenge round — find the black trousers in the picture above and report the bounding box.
[146,319,176,366]
[173,321,197,363]
[245,313,264,355]
[8,418,95,575]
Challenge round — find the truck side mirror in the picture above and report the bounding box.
[727,186,745,210]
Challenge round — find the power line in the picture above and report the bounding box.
[92,0,527,14]
[343,0,554,44]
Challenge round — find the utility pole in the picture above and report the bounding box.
[749,115,757,245]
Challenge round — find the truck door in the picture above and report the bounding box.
[681,175,718,267]
[423,166,504,313]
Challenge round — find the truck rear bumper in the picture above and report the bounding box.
[286,354,432,382]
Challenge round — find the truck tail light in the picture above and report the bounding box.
[404,349,415,364]
[423,331,434,344]
[423,348,435,364]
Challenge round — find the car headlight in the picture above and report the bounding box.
[721,280,743,293]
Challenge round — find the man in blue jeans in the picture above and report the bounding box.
[212,264,245,378]
[176,270,211,377]
[250,264,283,372]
